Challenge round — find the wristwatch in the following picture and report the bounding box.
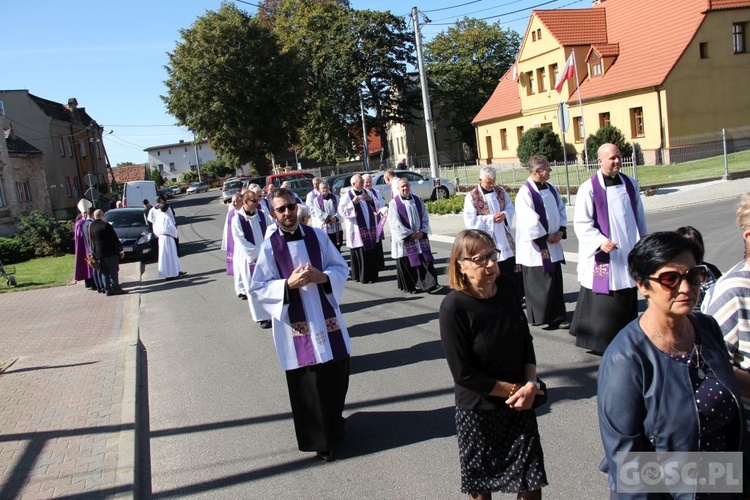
[527,380,541,390]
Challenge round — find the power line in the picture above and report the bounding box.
[430,0,522,23]
[427,0,560,25]
[423,0,486,14]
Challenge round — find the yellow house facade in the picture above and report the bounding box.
[473,0,750,166]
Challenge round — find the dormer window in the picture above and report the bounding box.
[591,62,603,77]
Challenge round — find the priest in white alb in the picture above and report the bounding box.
[515,155,569,330]
[463,165,524,301]
[231,191,271,329]
[570,143,647,353]
[249,187,351,462]
[153,204,185,281]
[221,193,245,299]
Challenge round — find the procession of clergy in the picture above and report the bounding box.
[219,143,644,460]
[224,142,643,356]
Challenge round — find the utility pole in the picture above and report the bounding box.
[193,135,202,182]
[359,89,370,172]
[412,7,439,179]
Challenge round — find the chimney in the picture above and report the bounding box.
[592,0,607,4]
[68,98,78,111]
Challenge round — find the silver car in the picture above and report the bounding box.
[186,181,209,194]
[341,170,455,201]
[221,179,243,203]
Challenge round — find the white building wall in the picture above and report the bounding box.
[145,140,217,182]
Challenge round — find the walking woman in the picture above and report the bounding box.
[439,229,547,499]
[598,231,747,498]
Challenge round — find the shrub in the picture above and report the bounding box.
[586,125,633,162]
[517,127,564,164]
[0,237,34,264]
[427,194,465,215]
[17,211,74,257]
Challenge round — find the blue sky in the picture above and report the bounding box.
[1,0,588,166]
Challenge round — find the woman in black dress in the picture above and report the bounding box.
[439,229,547,500]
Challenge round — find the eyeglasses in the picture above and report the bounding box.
[646,265,708,290]
[244,198,258,204]
[274,202,297,214]
[462,249,500,266]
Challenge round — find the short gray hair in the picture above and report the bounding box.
[479,166,496,181]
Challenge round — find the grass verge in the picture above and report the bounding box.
[0,255,74,294]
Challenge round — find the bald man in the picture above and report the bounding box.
[570,143,647,353]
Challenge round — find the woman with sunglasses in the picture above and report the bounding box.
[598,231,747,498]
[439,229,547,500]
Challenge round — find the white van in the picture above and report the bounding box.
[122,181,158,208]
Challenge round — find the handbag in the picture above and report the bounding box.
[531,377,548,410]
[86,253,100,270]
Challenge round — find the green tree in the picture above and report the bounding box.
[201,158,236,179]
[150,168,165,186]
[425,18,520,150]
[586,125,633,163]
[270,0,415,165]
[517,127,564,164]
[162,3,305,172]
[117,161,136,167]
[180,171,199,184]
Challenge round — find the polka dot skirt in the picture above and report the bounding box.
[455,406,548,495]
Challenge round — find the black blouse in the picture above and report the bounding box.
[439,275,536,410]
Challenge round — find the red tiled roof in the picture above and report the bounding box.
[472,69,522,125]
[707,0,750,9]
[109,163,148,184]
[590,43,620,58]
[575,0,709,102]
[534,8,608,46]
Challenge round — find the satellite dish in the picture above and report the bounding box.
[77,198,93,214]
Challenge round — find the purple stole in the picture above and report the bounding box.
[226,209,236,275]
[590,173,638,294]
[238,209,268,276]
[349,190,377,251]
[366,188,387,241]
[269,227,348,367]
[394,195,434,268]
[525,181,557,273]
[470,186,516,254]
[316,192,336,211]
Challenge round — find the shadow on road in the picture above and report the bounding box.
[351,340,443,374]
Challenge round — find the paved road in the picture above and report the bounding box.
[135,188,745,499]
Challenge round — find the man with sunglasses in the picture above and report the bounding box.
[570,143,647,354]
[515,155,569,330]
[232,192,271,328]
[249,188,351,462]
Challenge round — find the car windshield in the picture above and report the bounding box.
[105,211,146,228]
[225,181,242,189]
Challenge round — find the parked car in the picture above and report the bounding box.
[340,170,455,201]
[159,188,174,200]
[286,178,315,200]
[325,173,357,198]
[263,171,314,194]
[186,181,209,194]
[167,185,181,196]
[221,179,244,203]
[241,175,267,191]
[103,208,155,260]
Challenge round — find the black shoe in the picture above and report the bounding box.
[238,293,247,300]
[316,450,336,462]
[259,320,272,329]
[178,271,187,276]
[427,285,444,294]
[547,320,571,330]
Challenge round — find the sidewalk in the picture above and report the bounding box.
[429,176,750,242]
[0,262,141,499]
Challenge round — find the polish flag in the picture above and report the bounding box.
[554,52,575,93]
[511,63,517,81]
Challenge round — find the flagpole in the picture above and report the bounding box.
[571,50,589,165]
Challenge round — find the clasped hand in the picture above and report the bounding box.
[288,263,326,289]
[506,383,543,411]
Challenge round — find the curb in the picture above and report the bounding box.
[113,262,143,499]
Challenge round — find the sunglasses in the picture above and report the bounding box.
[244,198,258,204]
[462,249,501,266]
[646,265,708,290]
[274,202,297,214]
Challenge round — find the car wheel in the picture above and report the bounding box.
[432,186,450,201]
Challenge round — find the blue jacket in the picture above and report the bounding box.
[597,313,747,499]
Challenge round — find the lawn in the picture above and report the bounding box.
[0,255,74,293]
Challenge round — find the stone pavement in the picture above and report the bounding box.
[0,261,140,499]
[0,176,748,500]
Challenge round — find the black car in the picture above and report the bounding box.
[326,172,358,197]
[103,208,156,260]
